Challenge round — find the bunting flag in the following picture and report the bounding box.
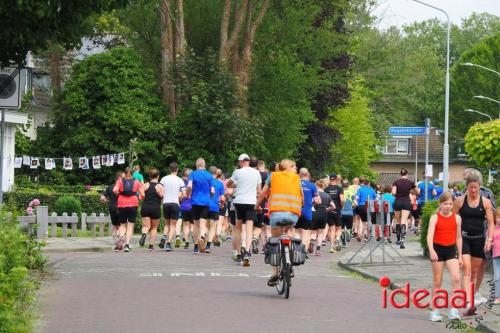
[14,157,22,168]
[30,157,39,169]
[14,152,127,171]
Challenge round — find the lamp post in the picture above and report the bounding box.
[473,95,500,105]
[409,0,450,192]
[462,62,500,77]
[465,109,493,121]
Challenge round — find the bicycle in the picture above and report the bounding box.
[275,234,293,299]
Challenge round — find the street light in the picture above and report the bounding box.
[462,62,500,77]
[473,95,500,105]
[465,109,493,121]
[409,0,450,192]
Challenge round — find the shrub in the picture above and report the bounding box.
[420,200,440,257]
[54,195,82,216]
[0,221,45,332]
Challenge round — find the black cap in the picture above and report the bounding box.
[329,173,337,180]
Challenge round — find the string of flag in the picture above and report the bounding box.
[14,153,127,171]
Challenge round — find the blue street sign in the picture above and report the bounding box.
[388,127,426,136]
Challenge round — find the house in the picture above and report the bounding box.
[371,127,468,186]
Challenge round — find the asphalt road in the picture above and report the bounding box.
[37,242,449,333]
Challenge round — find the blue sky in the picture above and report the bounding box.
[373,0,500,28]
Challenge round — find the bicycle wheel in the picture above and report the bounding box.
[282,264,291,299]
[276,266,285,295]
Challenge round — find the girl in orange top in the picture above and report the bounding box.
[426,192,463,322]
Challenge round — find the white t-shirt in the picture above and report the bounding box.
[230,167,261,205]
[160,174,185,205]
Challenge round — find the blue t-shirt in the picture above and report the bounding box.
[189,170,214,206]
[356,185,376,206]
[382,193,395,213]
[209,179,225,213]
[180,178,192,211]
[433,186,443,200]
[417,181,435,204]
[341,190,355,216]
[300,180,318,221]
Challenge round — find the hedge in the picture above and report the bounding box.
[419,200,440,257]
[4,190,107,215]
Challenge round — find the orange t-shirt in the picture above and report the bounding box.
[433,212,457,246]
[115,179,142,208]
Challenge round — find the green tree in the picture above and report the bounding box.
[330,81,379,179]
[34,48,167,183]
[464,119,500,168]
[0,0,126,65]
[451,32,500,139]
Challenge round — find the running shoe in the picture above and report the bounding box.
[329,247,336,253]
[124,244,131,252]
[114,245,120,252]
[261,247,266,254]
[226,236,232,242]
[148,244,154,252]
[315,250,321,256]
[267,275,279,287]
[205,243,211,253]
[159,237,166,249]
[463,306,477,317]
[252,238,259,255]
[139,233,147,247]
[429,310,443,322]
[376,237,381,242]
[175,237,181,248]
[231,251,238,260]
[214,240,221,247]
[243,252,250,267]
[308,242,314,254]
[395,240,401,246]
[356,236,362,242]
[165,243,173,252]
[335,240,342,252]
[448,308,461,320]
[346,233,351,242]
[321,240,326,247]
[235,254,243,265]
[386,237,392,244]
[475,292,488,305]
[198,238,206,253]
[399,241,405,249]
[184,242,189,249]
[305,253,310,260]
[193,244,200,254]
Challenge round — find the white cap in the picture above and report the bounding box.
[238,153,250,161]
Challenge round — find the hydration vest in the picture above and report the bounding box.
[121,178,136,197]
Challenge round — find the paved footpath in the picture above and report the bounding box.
[36,238,451,333]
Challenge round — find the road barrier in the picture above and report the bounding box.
[17,206,111,240]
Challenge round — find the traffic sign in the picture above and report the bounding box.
[388,127,426,136]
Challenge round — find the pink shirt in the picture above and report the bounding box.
[114,179,142,208]
[493,226,500,258]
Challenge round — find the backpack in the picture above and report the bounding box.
[121,179,136,196]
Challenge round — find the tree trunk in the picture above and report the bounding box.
[47,40,63,94]
[160,0,176,116]
[175,0,186,57]
[236,0,269,110]
[219,0,231,62]
[220,0,248,66]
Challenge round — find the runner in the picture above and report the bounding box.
[392,168,417,249]
[355,178,376,243]
[188,158,215,254]
[340,180,355,247]
[159,162,185,251]
[132,164,144,184]
[381,185,395,243]
[350,177,362,240]
[255,159,303,286]
[416,171,436,232]
[139,168,164,251]
[208,166,225,253]
[325,173,344,253]
[427,192,463,321]
[453,170,494,316]
[180,168,193,249]
[226,153,261,266]
[311,180,335,256]
[256,160,269,254]
[493,208,500,305]
[100,171,124,242]
[433,179,443,200]
[113,167,145,252]
[295,168,320,258]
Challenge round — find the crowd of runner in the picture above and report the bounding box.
[100,155,498,318]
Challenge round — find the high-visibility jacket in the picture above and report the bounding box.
[269,171,303,216]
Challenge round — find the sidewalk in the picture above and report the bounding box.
[338,240,500,333]
[42,236,140,253]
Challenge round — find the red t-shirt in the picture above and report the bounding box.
[115,179,142,208]
[433,212,457,246]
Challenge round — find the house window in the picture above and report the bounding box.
[384,138,410,155]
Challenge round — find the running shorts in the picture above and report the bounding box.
[327,210,342,227]
[341,215,353,229]
[229,209,236,225]
[118,206,137,224]
[254,211,265,228]
[191,205,209,220]
[163,203,180,220]
[141,204,161,219]
[295,216,312,230]
[393,199,412,212]
[357,206,376,223]
[311,209,327,230]
[462,236,485,259]
[208,211,219,221]
[181,210,193,223]
[234,203,255,222]
[433,243,458,262]
[109,207,120,226]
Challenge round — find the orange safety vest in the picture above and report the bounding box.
[268,171,303,216]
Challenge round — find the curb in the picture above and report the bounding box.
[43,247,110,253]
[337,260,498,333]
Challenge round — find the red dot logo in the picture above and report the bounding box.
[379,276,391,288]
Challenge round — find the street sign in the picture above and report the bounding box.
[388,127,426,136]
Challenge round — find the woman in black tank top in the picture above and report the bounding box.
[139,169,164,251]
[453,171,494,315]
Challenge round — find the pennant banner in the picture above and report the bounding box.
[14,152,127,171]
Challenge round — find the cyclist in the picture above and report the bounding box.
[256,159,303,286]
